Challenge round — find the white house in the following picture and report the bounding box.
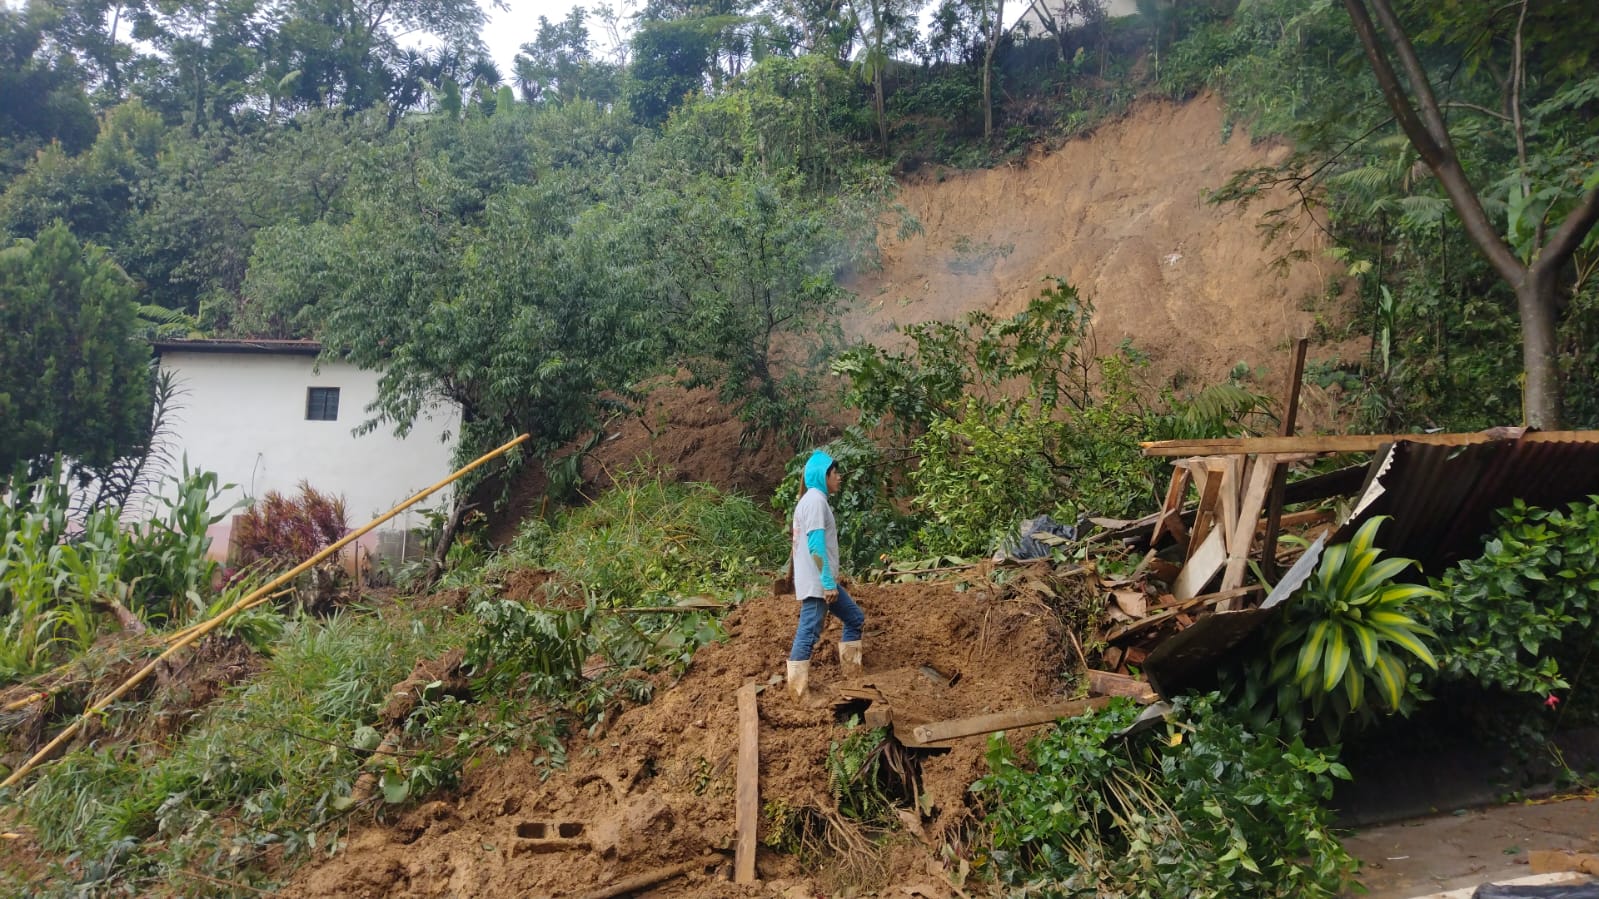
[151,339,459,563]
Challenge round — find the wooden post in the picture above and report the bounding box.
[1186,464,1224,559]
[1262,338,1308,581]
[734,683,760,884]
[1149,465,1192,548]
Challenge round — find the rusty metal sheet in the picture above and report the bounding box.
[1335,433,1599,572]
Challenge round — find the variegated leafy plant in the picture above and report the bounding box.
[1260,515,1442,740]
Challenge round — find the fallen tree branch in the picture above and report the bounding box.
[572,852,728,899]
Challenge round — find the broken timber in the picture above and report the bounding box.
[573,852,728,899]
[734,683,760,884]
[911,696,1114,745]
[1104,585,1262,642]
[1085,669,1159,703]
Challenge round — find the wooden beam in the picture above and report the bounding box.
[1261,338,1309,582]
[735,683,760,884]
[1186,464,1224,559]
[911,696,1114,745]
[1140,429,1599,457]
[1220,455,1276,599]
[1254,508,1334,533]
[1149,465,1191,547]
[1086,670,1159,703]
[574,853,727,899]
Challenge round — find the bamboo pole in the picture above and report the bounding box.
[1,433,529,791]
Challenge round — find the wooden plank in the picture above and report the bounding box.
[1174,526,1224,601]
[1220,455,1277,599]
[734,683,760,884]
[1186,466,1224,559]
[1104,585,1263,642]
[1140,429,1599,457]
[1086,669,1159,703]
[1149,466,1192,547]
[911,697,1114,745]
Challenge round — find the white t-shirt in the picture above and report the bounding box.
[791,487,839,600]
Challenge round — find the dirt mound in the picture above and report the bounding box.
[486,379,798,546]
[279,571,1083,897]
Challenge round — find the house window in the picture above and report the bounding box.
[306,387,340,421]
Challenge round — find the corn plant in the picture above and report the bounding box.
[1250,515,1442,740]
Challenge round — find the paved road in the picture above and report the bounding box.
[1343,793,1598,898]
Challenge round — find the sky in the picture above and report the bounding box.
[478,0,635,76]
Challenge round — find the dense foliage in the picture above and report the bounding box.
[1429,498,1599,701]
[1170,0,1599,429]
[0,223,153,480]
[0,463,230,681]
[804,279,1269,566]
[1232,516,1441,742]
[975,695,1355,897]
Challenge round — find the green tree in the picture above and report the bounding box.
[0,100,165,250]
[0,2,98,184]
[0,223,153,479]
[843,0,921,150]
[244,102,652,459]
[512,8,621,108]
[1340,0,1599,428]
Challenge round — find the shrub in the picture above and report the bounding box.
[1236,516,1442,741]
[231,482,349,569]
[974,695,1354,897]
[498,469,784,602]
[1429,497,1599,699]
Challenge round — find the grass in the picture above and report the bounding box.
[5,472,786,897]
[10,600,470,896]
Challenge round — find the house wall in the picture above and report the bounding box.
[153,351,459,562]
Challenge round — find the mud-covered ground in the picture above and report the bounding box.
[279,569,1089,898]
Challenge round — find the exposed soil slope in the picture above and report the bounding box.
[846,94,1341,394]
[281,570,1086,897]
[553,94,1350,529]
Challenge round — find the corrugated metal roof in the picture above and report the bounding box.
[1334,433,1599,574]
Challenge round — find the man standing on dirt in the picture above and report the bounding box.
[787,449,866,699]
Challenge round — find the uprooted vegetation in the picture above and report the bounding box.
[4,277,1598,898]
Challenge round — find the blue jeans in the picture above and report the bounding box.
[788,585,865,661]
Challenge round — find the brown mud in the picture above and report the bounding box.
[279,572,1086,898]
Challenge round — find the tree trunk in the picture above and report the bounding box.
[1516,270,1561,428]
[983,0,1004,140]
[981,59,992,139]
[875,71,887,152]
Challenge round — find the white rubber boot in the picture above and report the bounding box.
[839,641,863,676]
[786,659,810,699]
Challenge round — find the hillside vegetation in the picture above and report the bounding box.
[2,0,1598,895]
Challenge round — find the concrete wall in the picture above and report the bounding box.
[152,351,459,560]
